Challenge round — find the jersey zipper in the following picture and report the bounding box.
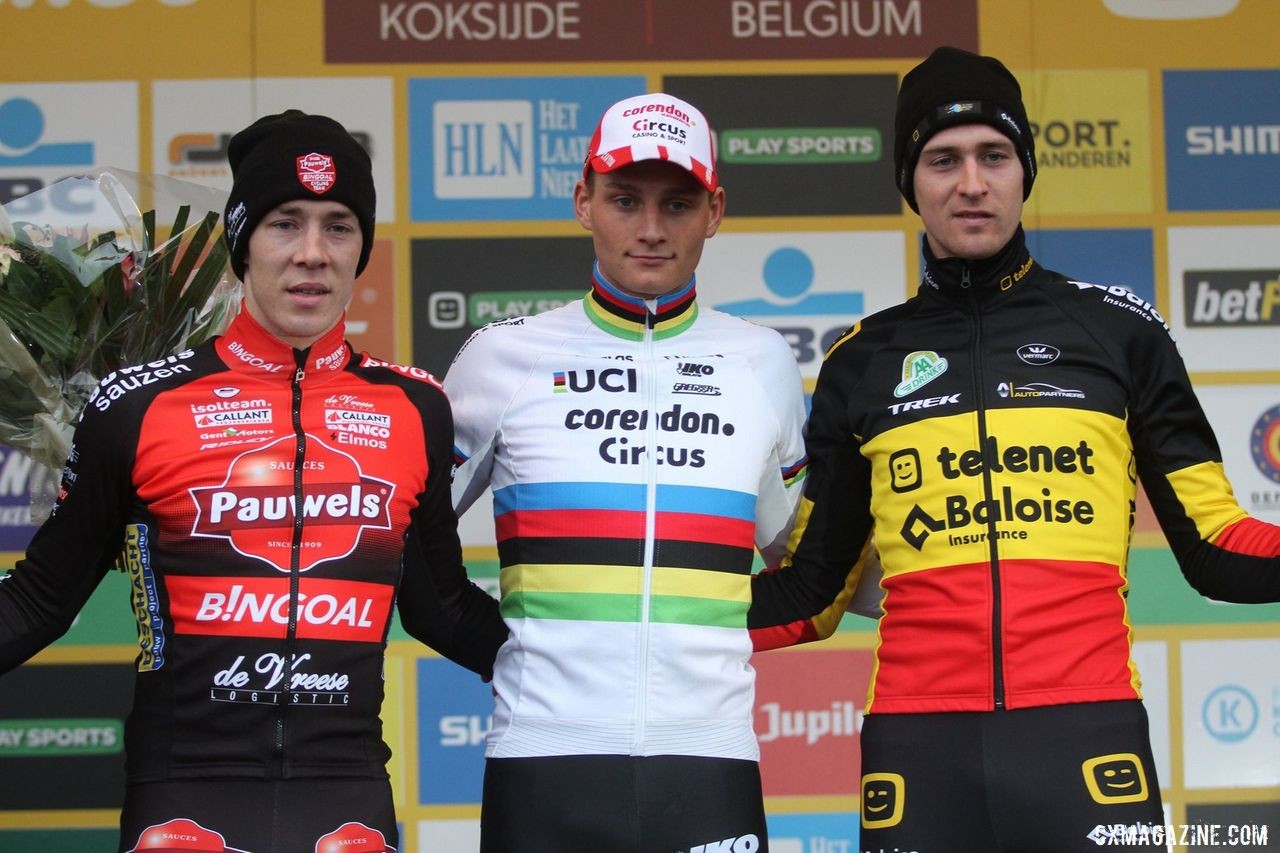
[276,357,308,772]
[633,306,659,754]
[964,266,1007,710]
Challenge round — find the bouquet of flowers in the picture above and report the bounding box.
[0,169,240,515]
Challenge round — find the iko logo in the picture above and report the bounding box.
[1201,684,1259,743]
[677,362,715,377]
[1017,343,1061,365]
[893,351,948,398]
[688,834,761,853]
[433,99,534,200]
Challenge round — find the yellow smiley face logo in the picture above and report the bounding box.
[889,449,921,493]
[1082,753,1150,804]
[861,772,905,828]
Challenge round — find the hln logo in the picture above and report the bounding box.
[433,100,534,200]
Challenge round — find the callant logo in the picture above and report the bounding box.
[188,437,394,572]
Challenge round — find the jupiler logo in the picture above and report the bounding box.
[188,437,394,572]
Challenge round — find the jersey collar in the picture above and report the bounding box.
[216,307,351,380]
[583,262,699,341]
[920,225,1039,299]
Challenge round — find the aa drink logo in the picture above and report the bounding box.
[188,437,394,572]
[408,76,644,221]
[0,82,137,221]
[1164,70,1280,211]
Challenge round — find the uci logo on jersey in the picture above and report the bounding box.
[552,368,638,394]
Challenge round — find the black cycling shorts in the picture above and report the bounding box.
[118,777,397,853]
[859,699,1165,853]
[481,754,768,853]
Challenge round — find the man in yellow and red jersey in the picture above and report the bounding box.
[751,46,1280,852]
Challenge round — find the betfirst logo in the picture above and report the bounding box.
[166,575,394,643]
[188,437,394,572]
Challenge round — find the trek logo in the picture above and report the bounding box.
[688,834,761,853]
[1017,343,1061,365]
[552,367,638,394]
[167,575,394,643]
[893,351,948,398]
[188,437,395,572]
[1184,269,1280,327]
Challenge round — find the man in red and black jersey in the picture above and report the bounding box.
[0,110,505,852]
[751,47,1280,851]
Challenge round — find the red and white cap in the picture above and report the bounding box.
[583,93,718,191]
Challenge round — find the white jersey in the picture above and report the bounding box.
[445,269,809,760]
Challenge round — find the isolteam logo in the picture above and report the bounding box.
[1183,268,1280,327]
[188,437,395,572]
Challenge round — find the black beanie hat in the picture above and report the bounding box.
[223,110,376,280]
[893,46,1037,212]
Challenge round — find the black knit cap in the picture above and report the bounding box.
[894,46,1037,212]
[223,109,376,280]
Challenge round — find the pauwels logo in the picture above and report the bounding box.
[893,350,948,397]
[188,437,394,572]
[297,152,336,194]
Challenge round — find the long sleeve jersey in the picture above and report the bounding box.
[445,268,810,761]
[752,228,1280,713]
[0,309,505,782]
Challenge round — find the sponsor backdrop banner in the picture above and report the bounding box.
[0,1,1277,850]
